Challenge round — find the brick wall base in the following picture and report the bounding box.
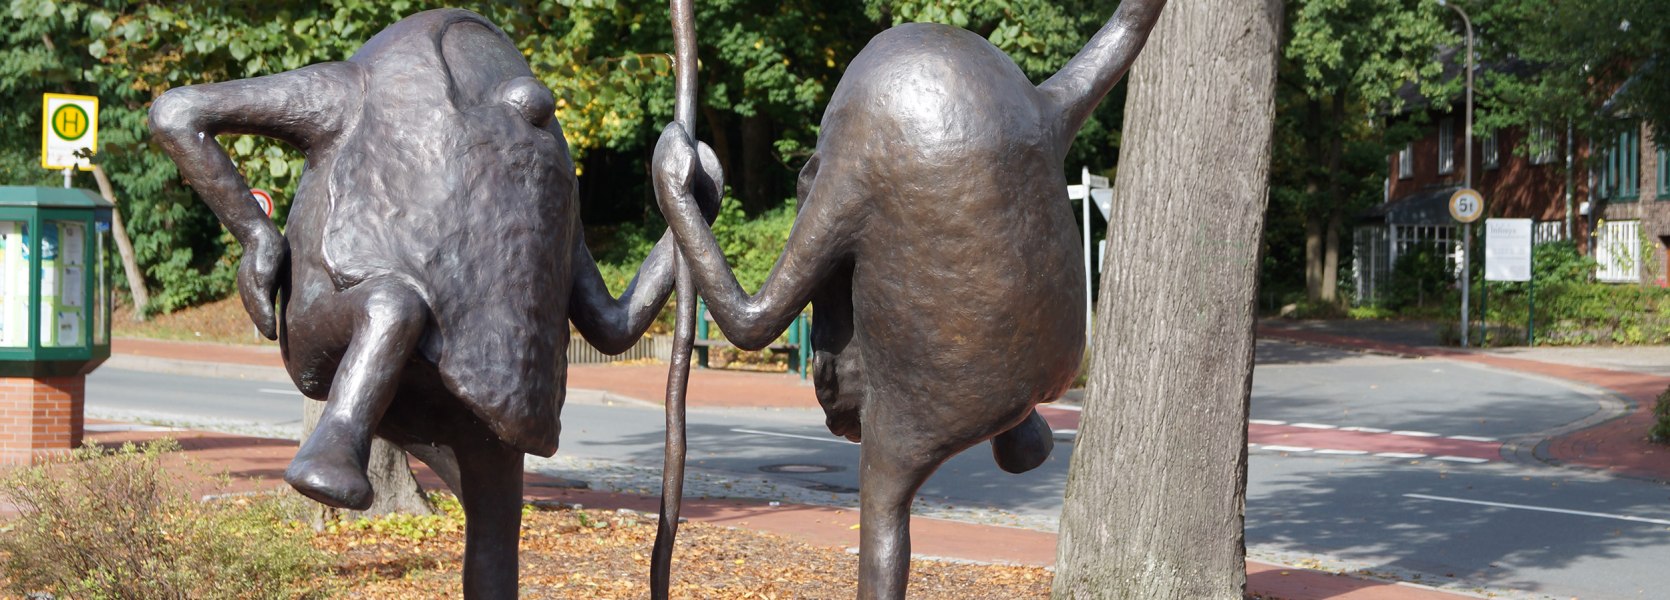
[0,375,86,466]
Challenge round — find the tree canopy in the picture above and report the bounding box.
[1,0,1127,312]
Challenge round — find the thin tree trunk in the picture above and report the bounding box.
[1052,0,1282,597]
[1304,215,1323,300]
[1321,210,1342,303]
[87,165,150,319]
[301,399,434,527]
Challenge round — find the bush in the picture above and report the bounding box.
[1653,385,1670,444]
[0,440,330,599]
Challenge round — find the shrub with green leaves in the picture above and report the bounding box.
[0,440,329,599]
[1653,385,1670,444]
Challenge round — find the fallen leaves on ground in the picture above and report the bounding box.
[318,504,1052,599]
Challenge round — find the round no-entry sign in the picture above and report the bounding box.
[250,188,274,218]
[1449,188,1484,223]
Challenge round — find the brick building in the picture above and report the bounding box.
[1355,114,1664,302]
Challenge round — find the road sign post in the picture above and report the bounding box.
[1450,188,1484,347]
[41,95,99,186]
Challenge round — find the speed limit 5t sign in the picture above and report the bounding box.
[1449,188,1484,223]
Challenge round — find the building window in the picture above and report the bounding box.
[1533,220,1565,245]
[1530,124,1558,165]
[1595,219,1641,283]
[1397,143,1413,179]
[1483,130,1500,170]
[1438,118,1456,174]
[1598,125,1641,202]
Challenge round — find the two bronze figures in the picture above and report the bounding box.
[150,1,1163,598]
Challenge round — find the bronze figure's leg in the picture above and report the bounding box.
[286,279,428,510]
[855,419,942,600]
[454,437,526,600]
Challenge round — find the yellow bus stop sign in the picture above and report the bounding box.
[41,93,99,171]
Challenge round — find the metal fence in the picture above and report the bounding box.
[566,334,672,364]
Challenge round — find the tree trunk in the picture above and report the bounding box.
[1304,214,1323,301]
[87,165,150,319]
[300,399,435,527]
[1321,210,1342,303]
[1052,0,1281,597]
[739,114,775,213]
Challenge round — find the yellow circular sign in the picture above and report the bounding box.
[1449,188,1484,223]
[51,104,90,141]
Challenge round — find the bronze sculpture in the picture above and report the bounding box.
[652,1,1167,597]
[149,9,717,598]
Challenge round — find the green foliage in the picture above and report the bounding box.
[1263,0,1452,302]
[710,195,796,292]
[1384,246,1453,311]
[1652,384,1670,444]
[1466,0,1670,146]
[0,439,330,599]
[1469,241,1670,346]
[3,1,1130,314]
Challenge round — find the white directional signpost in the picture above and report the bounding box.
[1068,167,1112,342]
[41,94,99,187]
[1485,218,1535,344]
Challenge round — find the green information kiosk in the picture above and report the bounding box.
[0,186,112,465]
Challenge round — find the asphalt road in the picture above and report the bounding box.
[85,340,1670,599]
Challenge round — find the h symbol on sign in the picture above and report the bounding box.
[60,109,81,131]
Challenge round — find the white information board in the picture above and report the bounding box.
[1485,218,1532,282]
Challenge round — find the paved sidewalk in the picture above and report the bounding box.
[87,337,1474,599]
[1259,321,1670,483]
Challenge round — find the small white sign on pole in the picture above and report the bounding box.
[1485,218,1532,282]
[41,93,99,171]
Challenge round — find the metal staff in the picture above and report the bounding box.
[652,0,698,596]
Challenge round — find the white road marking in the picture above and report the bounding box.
[732,428,858,446]
[1433,456,1491,464]
[1260,445,1314,453]
[1390,430,1441,437]
[1249,419,1287,426]
[84,423,181,432]
[1314,449,1368,455]
[1291,423,1337,430]
[1375,452,1427,459]
[1448,435,1498,443]
[1042,404,1082,412]
[1404,493,1670,526]
[1340,426,1390,433]
[259,388,304,396]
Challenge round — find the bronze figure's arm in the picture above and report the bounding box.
[568,143,722,354]
[147,62,365,338]
[1039,0,1168,151]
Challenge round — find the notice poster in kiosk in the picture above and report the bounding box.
[38,222,85,348]
[0,222,26,347]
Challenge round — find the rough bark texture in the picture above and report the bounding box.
[1051,0,1281,598]
[88,165,150,319]
[301,399,435,524]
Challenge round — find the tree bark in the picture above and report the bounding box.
[1052,0,1282,597]
[87,165,151,319]
[300,399,434,527]
[1321,210,1341,303]
[1304,215,1323,301]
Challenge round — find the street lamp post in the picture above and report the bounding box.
[1439,0,1474,347]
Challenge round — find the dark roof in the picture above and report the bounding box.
[1359,185,1463,226]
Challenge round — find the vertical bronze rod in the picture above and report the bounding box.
[652,0,698,597]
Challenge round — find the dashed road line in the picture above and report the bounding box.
[1374,452,1428,459]
[1448,435,1498,442]
[1290,423,1337,429]
[1249,419,1287,426]
[1340,426,1390,433]
[732,428,859,445]
[1390,430,1441,437]
[1260,445,1314,453]
[1313,449,1368,455]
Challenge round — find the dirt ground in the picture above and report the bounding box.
[322,505,1052,599]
